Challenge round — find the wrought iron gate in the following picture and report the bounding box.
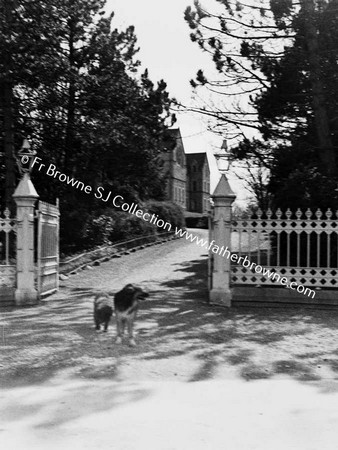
[37,200,60,297]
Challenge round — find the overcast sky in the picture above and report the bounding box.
[105,0,251,203]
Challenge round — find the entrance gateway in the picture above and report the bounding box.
[1,175,60,306]
[208,174,338,307]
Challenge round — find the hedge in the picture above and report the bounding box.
[80,200,185,250]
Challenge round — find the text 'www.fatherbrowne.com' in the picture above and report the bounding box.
[31,156,315,299]
[174,228,316,299]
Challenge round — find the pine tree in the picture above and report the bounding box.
[185,0,338,207]
[1,0,175,249]
[0,0,62,208]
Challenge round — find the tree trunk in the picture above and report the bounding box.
[64,19,76,172]
[3,81,16,210]
[301,0,335,175]
[2,0,16,211]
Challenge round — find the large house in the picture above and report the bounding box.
[161,128,210,214]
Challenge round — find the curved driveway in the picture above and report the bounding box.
[1,229,338,449]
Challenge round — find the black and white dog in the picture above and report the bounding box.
[93,284,149,346]
[114,284,149,346]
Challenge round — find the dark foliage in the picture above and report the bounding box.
[0,0,175,251]
[185,0,338,210]
[62,200,185,252]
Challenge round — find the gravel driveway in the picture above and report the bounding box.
[1,229,338,449]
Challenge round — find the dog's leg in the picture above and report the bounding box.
[94,316,101,331]
[103,321,109,332]
[121,319,126,336]
[127,315,136,347]
[116,316,123,344]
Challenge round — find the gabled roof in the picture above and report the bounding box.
[186,152,209,169]
[166,128,182,139]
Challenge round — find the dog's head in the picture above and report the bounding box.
[123,284,149,301]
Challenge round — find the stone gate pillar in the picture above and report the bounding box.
[13,173,39,306]
[209,174,236,307]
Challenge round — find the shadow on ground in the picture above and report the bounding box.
[134,257,338,384]
[0,380,151,430]
[2,254,338,392]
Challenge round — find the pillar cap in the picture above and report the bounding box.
[13,173,39,199]
[212,174,236,199]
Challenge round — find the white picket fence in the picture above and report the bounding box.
[231,208,338,289]
[0,208,17,265]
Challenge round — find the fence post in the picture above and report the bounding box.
[13,173,39,306]
[209,174,236,307]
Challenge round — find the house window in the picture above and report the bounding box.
[193,181,197,191]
